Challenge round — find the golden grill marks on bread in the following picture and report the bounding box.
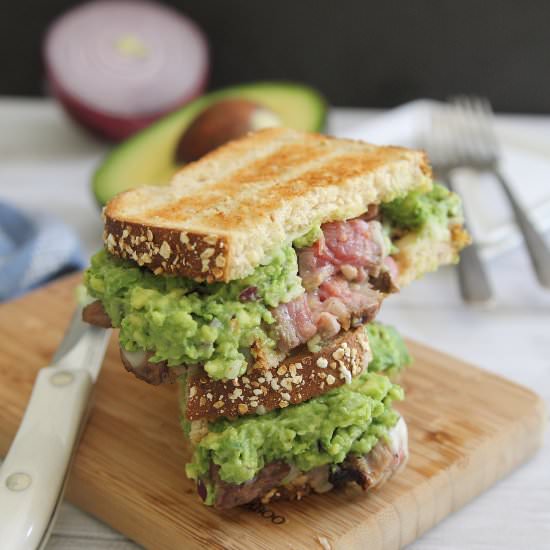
[184,325,372,421]
[103,127,432,283]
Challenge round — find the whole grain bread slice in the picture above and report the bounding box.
[103,127,431,282]
[184,324,372,421]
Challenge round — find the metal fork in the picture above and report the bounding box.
[424,104,494,304]
[448,96,550,289]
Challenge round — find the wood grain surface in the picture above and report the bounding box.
[0,274,546,550]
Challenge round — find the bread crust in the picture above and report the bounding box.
[103,216,229,281]
[103,128,431,282]
[185,325,372,421]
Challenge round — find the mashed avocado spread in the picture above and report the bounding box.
[185,323,409,489]
[381,182,462,231]
[84,246,303,380]
[366,323,411,375]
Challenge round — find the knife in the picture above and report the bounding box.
[0,307,111,550]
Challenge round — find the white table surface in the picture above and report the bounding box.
[1,98,549,550]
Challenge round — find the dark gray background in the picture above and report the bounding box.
[2,0,549,112]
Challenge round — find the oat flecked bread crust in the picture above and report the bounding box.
[184,325,372,421]
[103,127,432,282]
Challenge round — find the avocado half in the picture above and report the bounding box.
[92,81,327,206]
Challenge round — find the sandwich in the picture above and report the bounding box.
[182,322,411,508]
[82,127,469,508]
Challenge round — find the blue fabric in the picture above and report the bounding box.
[0,202,84,301]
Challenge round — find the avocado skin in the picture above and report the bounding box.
[92,81,327,206]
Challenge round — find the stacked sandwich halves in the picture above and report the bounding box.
[83,128,469,509]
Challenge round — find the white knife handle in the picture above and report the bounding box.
[0,366,93,550]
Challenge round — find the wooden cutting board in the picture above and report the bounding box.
[0,274,545,550]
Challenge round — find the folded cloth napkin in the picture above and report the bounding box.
[0,202,84,301]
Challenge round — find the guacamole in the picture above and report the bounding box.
[293,224,322,248]
[381,182,463,231]
[84,247,303,380]
[366,323,412,376]
[186,372,403,485]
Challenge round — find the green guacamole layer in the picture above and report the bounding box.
[184,322,410,487]
[381,182,463,231]
[366,323,411,376]
[84,246,303,380]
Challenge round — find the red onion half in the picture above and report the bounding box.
[44,0,209,140]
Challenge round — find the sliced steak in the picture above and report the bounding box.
[209,462,291,510]
[298,246,336,290]
[308,276,382,336]
[322,219,385,268]
[370,271,399,294]
[82,300,112,328]
[272,293,317,352]
[370,256,400,294]
[318,276,382,319]
[298,219,387,291]
[330,416,408,491]
[361,203,380,221]
[280,217,393,349]
[119,346,185,385]
[272,272,383,355]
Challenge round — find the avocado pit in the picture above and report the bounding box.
[175,99,282,163]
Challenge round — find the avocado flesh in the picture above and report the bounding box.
[93,82,327,205]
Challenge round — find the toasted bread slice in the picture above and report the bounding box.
[184,324,371,421]
[396,223,471,286]
[103,128,431,282]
